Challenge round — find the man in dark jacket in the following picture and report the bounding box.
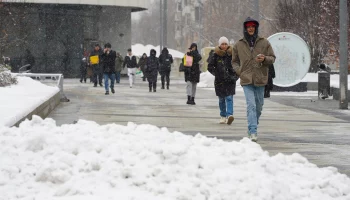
[184,43,202,105]
[115,52,124,84]
[89,44,104,87]
[101,43,116,95]
[159,47,173,89]
[146,49,159,92]
[123,48,138,88]
[138,53,148,82]
[264,64,276,98]
[231,17,276,142]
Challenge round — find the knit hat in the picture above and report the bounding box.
[218,36,229,46]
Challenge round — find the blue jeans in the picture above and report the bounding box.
[104,73,115,92]
[115,71,121,83]
[242,85,264,134]
[218,95,233,117]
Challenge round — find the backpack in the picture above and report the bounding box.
[163,54,172,67]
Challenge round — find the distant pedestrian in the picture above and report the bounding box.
[231,17,276,142]
[80,57,88,83]
[208,36,237,125]
[159,47,173,89]
[24,49,35,69]
[183,43,202,105]
[138,53,148,82]
[123,48,138,88]
[101,43,116,95]
[145,49,159,92]
[115,52,124,84]
[89,44,103,87]
[264,64,276,98]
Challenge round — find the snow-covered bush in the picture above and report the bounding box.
[0,65,17,87]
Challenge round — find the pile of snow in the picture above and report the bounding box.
[198,71,215,88]
[1,116,349,200]
[0,76,59,127]
[132,43,185,58]
[0,66,17,87]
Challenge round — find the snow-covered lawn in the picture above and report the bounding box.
[0,76,59,127]
[0,117,349,200]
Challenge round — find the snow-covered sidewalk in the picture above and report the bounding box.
[0,76,59,127]
[0,117,349,200]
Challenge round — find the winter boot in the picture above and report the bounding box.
[161,83,165,89]
[190,97,196,105]
[167,84,169,90]
[149,87,152,92]
[226,115,234,125]
[105,91,109,95]
[111,88,115,94]
[186,96,191,104]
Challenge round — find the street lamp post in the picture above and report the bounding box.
[339,0,348,109]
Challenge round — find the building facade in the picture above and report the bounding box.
[0,0,147,77]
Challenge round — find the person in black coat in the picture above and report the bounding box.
[264,64,276,98]
[101,43,116,95]
[184,43,202,105]
[208,37,237,125]
[123,48,138,88]
[89,44,104,87]
[138,53,148,82]
[80,57,88,83]
[159,47,173,89]
[146,49,159,92]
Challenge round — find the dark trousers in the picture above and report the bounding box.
[93,65,103,85]
[161,70,170,86]
[149,81,157,91]
[80,70,87,82]
[115,71,121,83]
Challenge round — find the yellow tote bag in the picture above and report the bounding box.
[90,55,99,64]
[183,55,193,67]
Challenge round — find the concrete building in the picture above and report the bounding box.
[0,0,147,77]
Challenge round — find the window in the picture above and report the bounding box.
[195,7,200,22]
[177,2,182,11]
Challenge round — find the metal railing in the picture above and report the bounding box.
[16,73,70,102]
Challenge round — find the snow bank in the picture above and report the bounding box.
[1,116,349,200]
[0,76,59,127]
[132,43,185,58]
[198,71,215,88]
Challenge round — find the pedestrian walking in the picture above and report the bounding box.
[80,57,88,83]
[159,47,173,90]
[208,36,238,125]
[138,53,148,82]
[264,64,276,98]
[123,48,138,88]
[231,17,276,142]
[101,43,116,95]
[115,52,124,84]
[183,43,202,105]
[145,49,159,92]
[89,44,103,87]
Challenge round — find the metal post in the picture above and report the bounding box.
[254,0,259,21]
[163,0,167,48]
[159,0,163,54]
[339,0,348,109]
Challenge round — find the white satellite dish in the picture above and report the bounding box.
[267,32,311,87]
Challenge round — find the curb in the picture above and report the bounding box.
[13,91,61,127]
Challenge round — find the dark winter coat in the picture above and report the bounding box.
[80,58,88,74]
[159,48,173,74]
[183,44,202,83]
[265,64,276,90]
[138,54,148,73]
[115,54,124,72]
[208,46,238,97]
[123,55,138,68]
[146,50,159,82]
[101,50,117,74]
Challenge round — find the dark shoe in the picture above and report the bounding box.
[93,84,97,87]
[105,91,109,95]
[84,80,86,83]
[99,83,103,87]
[80,80,82,83]
[167,85,169,90]
[111,88,115,94]
[149,88,152,92]
[186,96,191,104]
[161,85,165,89]
[153,89,156,92]
[190,97,196,105]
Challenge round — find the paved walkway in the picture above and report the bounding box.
[48,77,350,177]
